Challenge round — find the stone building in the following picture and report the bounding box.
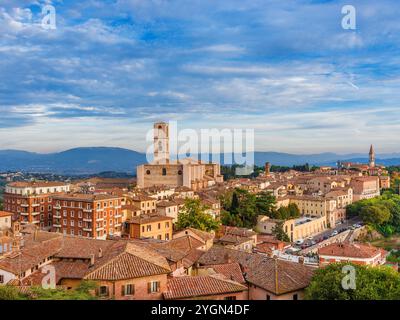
[137,122,223,190]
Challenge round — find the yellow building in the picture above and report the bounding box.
[125,214,173,240]
[257,215,327,242]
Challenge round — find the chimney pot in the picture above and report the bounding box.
[90,254,95,266]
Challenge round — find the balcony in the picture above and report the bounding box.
[83,208,92,213]
[96,218,104,222]
[96,227,104,231]
[53,224,61,228]
[32,220,40,224]
[53,214,61,219]
[20,212,29,216]
[20,203,29,207]
[32,203,40,207]
[114,223,121,227]
[83,218,92,222]
[54,205,61,209]
[31,212,40,216]
[114,214,122,218]
[83,227,92,232]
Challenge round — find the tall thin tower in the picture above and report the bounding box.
[154,122,169,164]
[369,144,375,168]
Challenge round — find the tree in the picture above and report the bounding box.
[176,198,220,232]
[271,221,290,242]
[360,205,391,225]
[305,263,400,300]
[221,188,258,228]
[255,192,276,217]
[273,203,300,220]
[28,281,98,300]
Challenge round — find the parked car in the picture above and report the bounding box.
[331,230,338,237]
[295,239,304,245]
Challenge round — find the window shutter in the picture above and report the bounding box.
[121,285,125,296]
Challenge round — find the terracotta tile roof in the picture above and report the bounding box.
[163,275,247,299]
[7,181,68,188]
[199,246,314,295]
[0,211,12,218]
[218,234,253,245]
[220,226,256,238]
[184,228,214,241]
[0,237,63,275]
[53,193,121,201]
[200,262,246,284]
[54,236,115,259]
[126,214,173,225]
[161,235,204,252]
[318,242,384,259]
[156,200,177,207]
[85,242,171,281]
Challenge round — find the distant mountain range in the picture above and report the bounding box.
[0,147,399,175]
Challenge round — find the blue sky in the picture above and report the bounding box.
[1,0,400,154]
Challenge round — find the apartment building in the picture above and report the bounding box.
[257,215,327,242]
[124,214,173,240]
[52,193,123,239]
[3,181,70,228]
[350,176,380,201]
[318,242,387,266]
[126,195,157,215]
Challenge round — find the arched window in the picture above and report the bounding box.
[146,170,151,175]
[162,168,167,176]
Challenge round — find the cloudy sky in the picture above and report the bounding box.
[1,0,400,154]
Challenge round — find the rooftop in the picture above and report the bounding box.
[163,275,247,299]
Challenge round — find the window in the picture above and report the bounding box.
[71,211,74,218]
[99,286,109,296]
[146,170,151,175]
[224,296,236,300]
[146,225,151,232]
[0,275,4,284]
[293,294,298,300]
[158,223,161,229]
[162,168,167,176]
[148,281,160,293]
[122,284,135,296]
[266,294,271,300]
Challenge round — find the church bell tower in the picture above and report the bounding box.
[369,144,375,168]
[154,122,169,164]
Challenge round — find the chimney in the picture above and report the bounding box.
[98,248,103,258]
[90,254,95,266]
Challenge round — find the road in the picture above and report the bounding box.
[292,216,363,249]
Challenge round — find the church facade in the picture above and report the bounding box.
[137,122,223,190]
